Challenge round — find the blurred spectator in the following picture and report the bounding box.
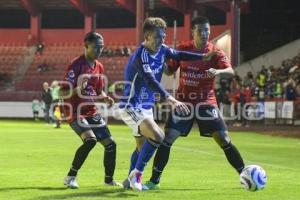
[257,87,265,102]
[256,71,266,88]
[41,82,52,124]
[37,62,51,73]
[285,79,296,101]
[243,71,254,87]
[51,80,61,128]
[115,46,122,56]
[261,65,268,76]
[32,98,41,121]
[122,46,131,56]
[230,75,241,92]
[36,42,45,55]
[227,55,300,105]
[106,46,114,56]
[265,78,276,99]
[274,80,283,98]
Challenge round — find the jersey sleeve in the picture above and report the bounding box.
[164,45,204,61]
[64,63,78,87]
[166,58,180,73]
[133,52,170,99]
[62,62,78,91]
[213,49,231,69]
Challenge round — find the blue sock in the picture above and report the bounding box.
[129,149,139,175]
[135,139,159,172]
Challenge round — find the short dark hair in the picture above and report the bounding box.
[191,16,210,28]
[143,17,167,34]
[84,31,103,43]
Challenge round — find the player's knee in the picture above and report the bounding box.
[161,140,172,148]
[153,130,165,144]
[213,131,231,147]
[84,137,97,149]
[104,141,116,152]
[148,138,161,148]
[220,136,231,148]
[164,128,181,144]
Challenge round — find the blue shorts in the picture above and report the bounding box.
[70,114,111,141]
[165,105,228,137]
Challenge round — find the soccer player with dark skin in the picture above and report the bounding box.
[144,16,245,189]
[61,32,121,189]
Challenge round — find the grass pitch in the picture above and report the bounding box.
[0,120,299,200]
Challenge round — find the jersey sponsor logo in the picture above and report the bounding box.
[187,66,199,71]
[181,71,209,79]
[182,79,199,86]
[143,64,151,73]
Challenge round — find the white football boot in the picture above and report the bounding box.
[64,176,79,189]
[128,169,143,191]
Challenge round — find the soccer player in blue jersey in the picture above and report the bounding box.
[119,17,214,191]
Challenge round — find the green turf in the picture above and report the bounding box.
[0,120,299,200]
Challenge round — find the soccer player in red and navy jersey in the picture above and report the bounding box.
[145,16,245,189]
[61,32,121,189]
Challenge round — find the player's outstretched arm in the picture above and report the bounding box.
[206,67,234,78]
[165,46,216,61]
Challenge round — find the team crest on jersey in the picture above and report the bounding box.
[143,64,151,73]
[68,70,75,78]
[67,70,75,83]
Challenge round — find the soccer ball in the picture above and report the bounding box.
[240,165,267,191]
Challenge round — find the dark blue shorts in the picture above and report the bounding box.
[165,106,228,137]
[70,114,111,141]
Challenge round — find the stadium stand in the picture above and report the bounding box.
[12,42,130,92]
[0,43,28,89]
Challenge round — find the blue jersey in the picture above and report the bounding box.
[119,44,204,109]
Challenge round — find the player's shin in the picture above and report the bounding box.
[221,142,245,174]
[103,141,117,183]
[68,137,97,176]
[135,139,160,172]
[150,140,172,184]
[129,149,140,174]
